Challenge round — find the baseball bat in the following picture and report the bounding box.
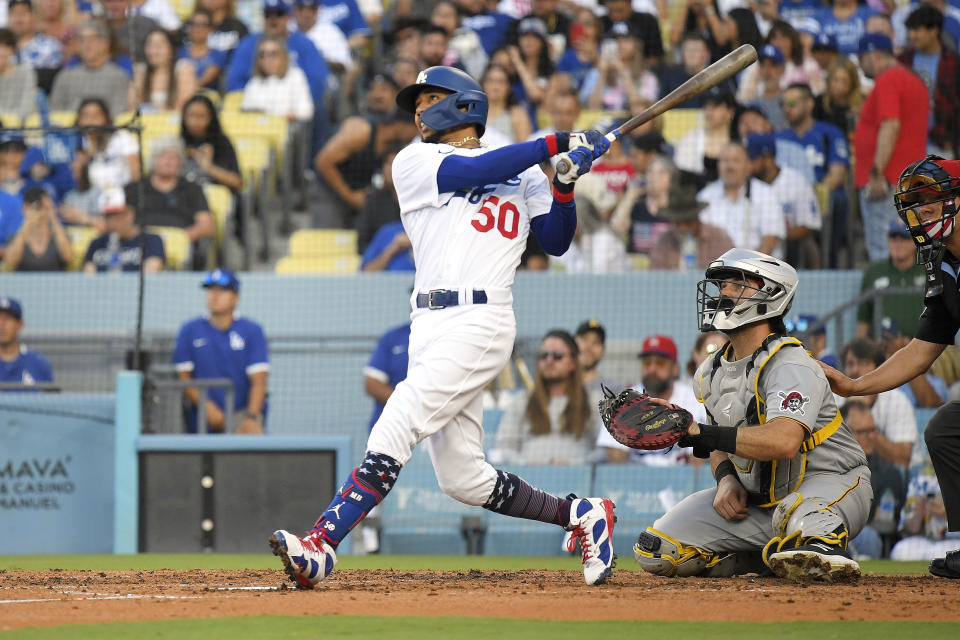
[555,44,758,175]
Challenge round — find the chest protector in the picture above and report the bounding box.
[699,334,844,508]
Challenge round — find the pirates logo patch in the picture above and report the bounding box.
[778,391,809,415]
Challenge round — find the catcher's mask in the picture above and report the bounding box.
[697,249,797,333]
[895,155,960,296]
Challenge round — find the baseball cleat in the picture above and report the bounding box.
[566,497,616,586]
[767,542,860,583]
[929,549,960,579]
[269,529,337,589]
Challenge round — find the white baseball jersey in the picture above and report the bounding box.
[392,142,553,293]
[770,165,822,232]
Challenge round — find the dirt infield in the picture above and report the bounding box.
[1,569,957,630]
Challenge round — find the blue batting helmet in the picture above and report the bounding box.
[396,66,488,137]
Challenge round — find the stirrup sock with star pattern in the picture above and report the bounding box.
[483,469,569,526]
[310,451,400,546]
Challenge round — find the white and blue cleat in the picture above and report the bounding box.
[269,529,337,589]
[566,497,616,586]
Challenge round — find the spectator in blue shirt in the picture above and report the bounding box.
[173,269,270,434]
[318,0,370,48]
[0,190,24,260]
[457,0,513,57]
[360,221,414,272]
[0,132,74,203]
[178,8,227,91]
[813,0,876,56]
[0,296,53,388]
[363,321,410,429]
[82,187,165,274]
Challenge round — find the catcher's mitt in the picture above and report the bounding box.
[598,385,693,450]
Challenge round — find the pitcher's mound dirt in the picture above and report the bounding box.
[1,569,956,630]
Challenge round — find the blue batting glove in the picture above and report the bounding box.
[555,146,594,186]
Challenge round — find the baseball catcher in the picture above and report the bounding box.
[631,249,873,582]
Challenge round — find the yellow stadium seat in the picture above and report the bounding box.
[220,111,288,175]
[171,0,194,21]
[65,225,100,271]
[662,109,703,144]
[288,229,357,258]
[23,110,76,128]
[222,91,244,112]
[274,255,361,274]
[234,136,272,187]
[146,225,191,270]
[0,113,21,128]
[574,109,627,131]
[136,111,181,138]
[203,183,233,247]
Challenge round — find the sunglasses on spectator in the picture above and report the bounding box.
[258,49,282,58]
[780,99,801,108]
[538,351,568,361]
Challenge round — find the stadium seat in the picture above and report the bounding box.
[221,91,244,112]
[136,111,181,138]
[146,225,191,270]
[0,113,21,128]
[592,464,701,557]
[274,255,361,274]
[220,112,288,171]
[662,109,703,143]
[23,110,76,128]
[203,183,233,247]
[233,136,272,187]
[574,109,627,131]
[171,0,193,21]
[288,229,357,258]
[483,465,593,556]
[65,226,99,271]
[380,447,477,554]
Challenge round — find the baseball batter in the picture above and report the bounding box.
[823,156,960,579]
[270,66,617,587]
[634,249,873,581]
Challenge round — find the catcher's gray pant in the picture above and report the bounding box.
[651,467,873,552]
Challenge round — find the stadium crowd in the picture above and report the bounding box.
[1,0,959,561]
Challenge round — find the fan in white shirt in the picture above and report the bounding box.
[240,34,314,121]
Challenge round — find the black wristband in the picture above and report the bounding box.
[714,459,737,484]
[697,424,738,454]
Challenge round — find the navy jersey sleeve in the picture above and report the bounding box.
[172,321,195,371]
[84,234,105,265]
[144,233,165,262]
[245,322,270,374]
[824,122,849,167]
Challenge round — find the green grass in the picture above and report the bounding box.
[2,617,958,639]
[0,554,929,574]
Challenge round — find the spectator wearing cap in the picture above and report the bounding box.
[179,8,228,91]
[596,334,707,465]
[674,87,737,184]
[738,44,788,131]
[226,0,329,148]
[747,131,821,269]
[4,186,72,272]
[656,33,734,109]
[584,22,658,112]
[575,319,620,394]
[794,315,839,369]
[777,82,850,267]
[735,105,816,184]
[0,297,53,388]
[0,26,36,121]
[293,0,353,74]
[898,5,960,159]
[697,141,785,256]
[855,32,930,262]
[49,19,132,117]
[7,0,62,92]
[124,137,214,269]
[0,132,74,203]
[877,316,948,408]
[810,31,839,72]
[649,183,733,270]
[813,0,876,57]
[599,0,663,63]
[173,269,270,434]
[840,336,916,469]
[82,187,165,274]
[856,217,926,340]
[312,107,417,229]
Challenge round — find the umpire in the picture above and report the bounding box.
[823,155,960,579]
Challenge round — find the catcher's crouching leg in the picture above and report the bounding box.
[634,528,722,577]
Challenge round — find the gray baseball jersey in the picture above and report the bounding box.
[693,335,868,506]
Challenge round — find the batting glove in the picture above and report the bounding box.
[554,146,594,188]
[569,130,611,160]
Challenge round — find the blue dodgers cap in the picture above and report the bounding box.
[263,0,290,13]
[202,268,240,292]
[785,314,824,335]
[0,296,23,320]
[812,33,838,51]
[745,132,776,159]
[889,217,911,236]
[759,44,785,65]
[293,0,318,5]
[858,33,893,55]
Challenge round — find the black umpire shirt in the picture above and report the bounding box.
[917,253,960,344]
